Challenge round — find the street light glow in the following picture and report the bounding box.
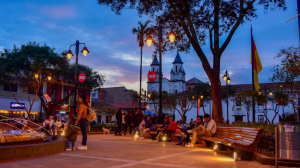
[227,77,231,84]
[146,36,153,46]
[147,93,151,98]
[269,92,273,96]
[47,76,52,81]
[200,95,204,99]
[67,50,73,60]
[222,75,227,81]
[168,32,175,42]
[34,74,39,79]
[81,47,89,56]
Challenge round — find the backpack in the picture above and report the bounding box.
[86,108,96,123]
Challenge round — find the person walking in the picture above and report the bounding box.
[115,108,123,136]
[75,93,90,150]
[124,111,133,135]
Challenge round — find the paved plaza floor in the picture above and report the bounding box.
[0,134,289,168]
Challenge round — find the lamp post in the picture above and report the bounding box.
[280,84,284,117]
[66,40,89,119]
[222,70,231,124]
[146,26,175,123]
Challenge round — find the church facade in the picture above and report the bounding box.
[147,53,186,94]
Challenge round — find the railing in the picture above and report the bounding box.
[257,134,275,157]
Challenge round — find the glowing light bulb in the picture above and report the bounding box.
[169,32,175,42]
[213,144,218,150]
[162,136,166,141]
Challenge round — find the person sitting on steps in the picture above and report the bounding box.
[186,114,216,148]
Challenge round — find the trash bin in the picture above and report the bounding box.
[278,122,300,159]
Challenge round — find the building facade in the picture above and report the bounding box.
[147,53,186,94]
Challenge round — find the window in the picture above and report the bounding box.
[3,83,18,92]
[28,86,35,94]
[153,68,154,71]
[51,88,57,103]
[63,89,69,104]
[97,115,102,123]
[258,115,264,123]
[106,116,112,123]
[176,66,177,73]
[92,93,96,97]
[175,90,178,94]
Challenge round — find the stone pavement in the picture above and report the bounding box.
[0,134,289,168]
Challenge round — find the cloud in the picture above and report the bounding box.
[40,6,76,19]
[70,26,82,32]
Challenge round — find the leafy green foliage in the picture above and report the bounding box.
[132,20,152,47]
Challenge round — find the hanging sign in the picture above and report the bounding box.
[43,94,52,102]
[148,71,157,82]
[79,73,86,83]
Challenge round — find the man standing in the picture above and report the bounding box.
[186,114,216,148]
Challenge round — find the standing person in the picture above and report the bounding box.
[65,118,80,151]
[121,111,125,131]
[124,111,133,135]
[75,93,90,150]
[133,107,139,128]
[137,110,144,126]
[151,114,157,124]
[186,114,216,148]
[115,108,123,136]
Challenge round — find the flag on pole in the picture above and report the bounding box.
[250,30,263,91]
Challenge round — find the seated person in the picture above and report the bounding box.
[53,117,62,135]
[139,116,153,139]
[43,116,54,134]
[165,117,178,142]
[186,114,216,148]
[176,116,204,145]
[156,115,169,139]
[132,119,145,138]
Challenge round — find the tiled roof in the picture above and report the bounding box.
[173,53,183,64]
[186,77,204,85]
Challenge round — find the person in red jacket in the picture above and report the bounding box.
[166,117,178,142]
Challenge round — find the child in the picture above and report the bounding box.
[65,119,80,151]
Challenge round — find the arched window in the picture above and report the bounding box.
[176,66,177,73]
[175,90,178,94]
[153,67,154,71]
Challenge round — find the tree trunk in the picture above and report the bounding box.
[210,75,223,123]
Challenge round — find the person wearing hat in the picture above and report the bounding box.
[75,93,90,150]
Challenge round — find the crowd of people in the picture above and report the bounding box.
[112,107,217,148]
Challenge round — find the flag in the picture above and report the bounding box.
[250,30,263,91]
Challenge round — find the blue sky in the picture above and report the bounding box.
[0,0,298,91]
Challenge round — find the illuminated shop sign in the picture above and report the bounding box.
[10,102,25,109]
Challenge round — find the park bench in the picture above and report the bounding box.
[199,127,263,160]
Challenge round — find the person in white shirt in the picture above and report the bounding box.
[186,114,217,148]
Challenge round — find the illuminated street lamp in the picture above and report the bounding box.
[47,76,52,81]
[223,70,231,124]
[66,40,89,118]
[269,92,273,96]
[146,28,176,124]
[34,74,39,79]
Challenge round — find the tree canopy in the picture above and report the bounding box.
[97,0,286,122]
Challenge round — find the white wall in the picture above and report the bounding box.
[149,97,297,123]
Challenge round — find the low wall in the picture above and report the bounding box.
[0,139,67,161]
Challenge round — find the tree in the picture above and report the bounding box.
[0,42,105,118]
[97,0,286,123]
[166,91,196,122]
[256,91,288,124]
[232,90,256,123]
[269,46,300,121]
[132,20,152,109]
[192,83,212,115]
